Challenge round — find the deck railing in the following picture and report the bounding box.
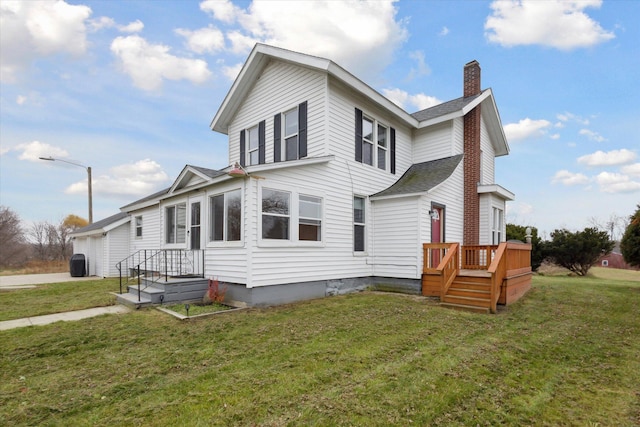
[116,249,205,300]
[423,242,532,312]
[487,242,532,313]
[462,245,498,269]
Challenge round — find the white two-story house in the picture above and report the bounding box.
[74,44,531,311]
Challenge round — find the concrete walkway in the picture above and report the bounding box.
[0,273,130,331]
[0,305,130,331]
[0,272,96,289]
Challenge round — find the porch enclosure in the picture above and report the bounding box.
[422,242,532,313]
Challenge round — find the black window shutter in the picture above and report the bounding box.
[258,120,266,164]
[298,101,307,158]
[239,130,246,167]
[273,114,281,162]
[390,127,396,174]
[355,108,363,162]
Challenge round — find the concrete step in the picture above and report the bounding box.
[440,302,490,314]
[115,292,153,308]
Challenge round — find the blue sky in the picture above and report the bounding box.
[1,0,638,238]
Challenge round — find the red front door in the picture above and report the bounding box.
[430,207,443,268]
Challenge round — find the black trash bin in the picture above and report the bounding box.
[69,254,86,277]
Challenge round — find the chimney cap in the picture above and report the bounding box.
[464,59,480,68]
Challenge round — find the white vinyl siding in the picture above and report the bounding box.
[371,197,421,279]
[413,121,456,164]
[228,60,326,166]
[480,115,496,185]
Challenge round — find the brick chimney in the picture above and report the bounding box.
[463,60,481,245]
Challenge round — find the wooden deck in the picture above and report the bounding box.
[422,242,532,313]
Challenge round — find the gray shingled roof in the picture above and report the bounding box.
[189,165,227,179]
[411,91,485,122]
[371,154,463,198]
[120,187,170,210]
[71,211,129,235]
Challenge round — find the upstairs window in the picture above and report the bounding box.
[247,125,259,165]
[377,123,388,170]
[355,108,395,174]
[240,121,265,167]
[274,101,308,162]
[165,203,186,244]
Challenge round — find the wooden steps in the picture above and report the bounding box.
[440,272,492,313]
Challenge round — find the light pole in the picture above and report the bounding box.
[39,156,93,224]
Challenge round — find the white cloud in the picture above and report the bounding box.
[66,159,170,197]
[119,19,144,33]
[577,149,637,167]
[439,26,450,36]
[552,170,589,186]
[579,128,606,142]
[175,26,225,54]
[407,50,431,80]
[200,0,242,24]
[485,0,614,50]
[594,172,640,194]
[110,35,212,91]
[16,95,27,105]
[621,163,640,177]
[557,112,589,125]
[550,134,560,140]
[382,88,442,111]
[11,140,69,162]
[200,0,407,80]
[503,118,551,141]
[1,0,92,82]
[222,62,243,81]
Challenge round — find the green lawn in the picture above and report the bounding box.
[0,278,120,321]
[1,273,639,426]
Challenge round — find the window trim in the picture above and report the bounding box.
[135,215,143,239]
[355,108,395,174]
[208,188,243,246]
[274,101,308,163]
[258,184,324,247]
[165,202,186,245]
[353,195,366,253]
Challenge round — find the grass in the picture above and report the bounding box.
[0,278,120,321]
[164,302,232,316]
[1,271,639,426]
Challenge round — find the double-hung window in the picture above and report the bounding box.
[262,189,290,240]
[492,207,503,244]
[353,196,365,252]
[299,195,322,241]
[165,203,186,244]
[210,189,242,242]
[284,108,299,161]
[247,125,259,166]
[355,108,395,174]
[260,187,323,243]
[240,121,265,167]
[135,216,143,238]
[377,124,388,170]
[274,101,308,162]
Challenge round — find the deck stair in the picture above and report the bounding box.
[440,270,492,313]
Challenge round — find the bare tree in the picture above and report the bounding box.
[0,206,29,268]
[588,213,628,241]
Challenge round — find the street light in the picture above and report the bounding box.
[39,156,93,224]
